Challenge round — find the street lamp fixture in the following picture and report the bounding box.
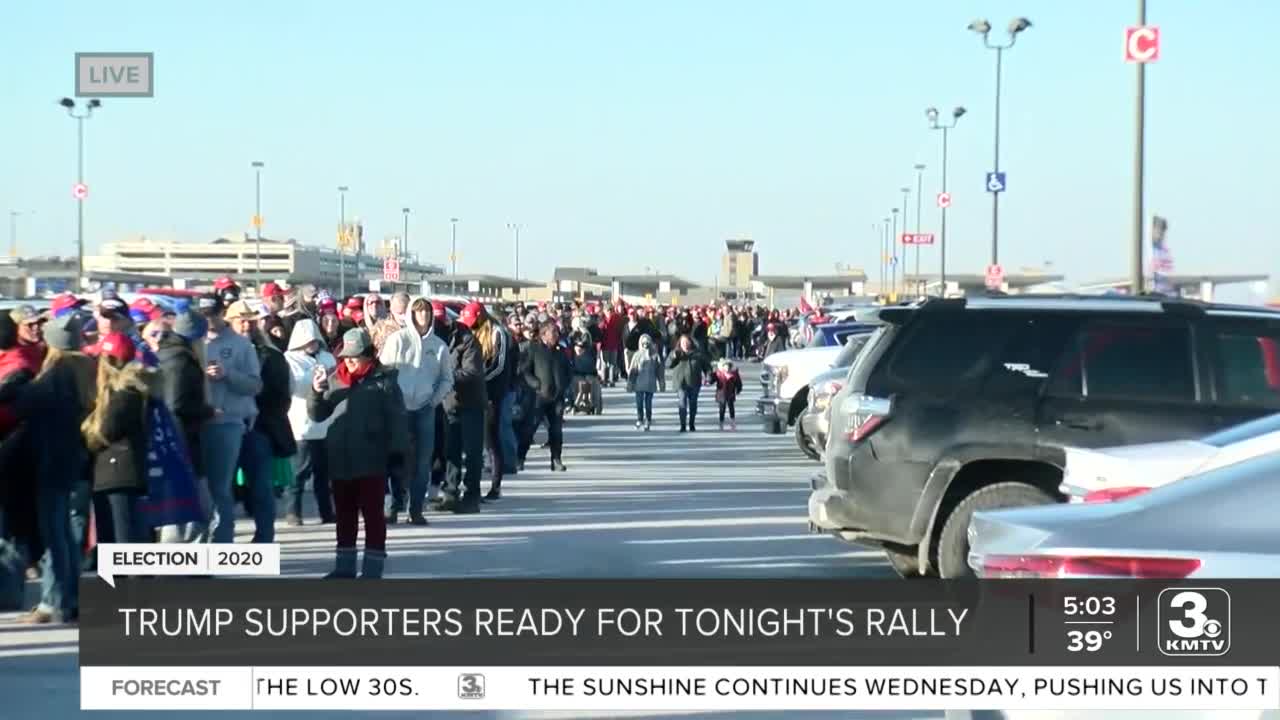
[60,97,100,290]
[251,161,265,288]
[337,186,349,298]
[450,218,459,293]
[927,105,965,293]
[970,16,1031,268]
[401,207,410,262]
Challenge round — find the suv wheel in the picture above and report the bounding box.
[795,415,820,461]
[936,482,1056,578]
[884,546,926,579]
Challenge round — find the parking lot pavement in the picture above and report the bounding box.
[0,361,907,718]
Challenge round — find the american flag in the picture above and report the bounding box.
[1151,216,1174,294]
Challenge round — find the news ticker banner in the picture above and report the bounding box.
[80,579,1280,710]
[81,666,1279,711]
[81,579,1280,667]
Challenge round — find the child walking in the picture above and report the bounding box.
[711,358,743,431]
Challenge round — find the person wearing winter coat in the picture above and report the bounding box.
[667,334,712,433]
[599,305,625,387]
[82,333,155,549]
[284,319,338,526]
[378,298,453,523]
[0,314,96,624]
[711,358,744,430]
[198,296,264,544]
[228,300,291,544]
[319,304,344,355]
[459,301,515,501]
[518,322,568,471]
[763,323,788,358]
[626,334,660,431]
[155,311,213,482]
[568,317,602,415]
[308,328,409,579]
[437,305,487,514]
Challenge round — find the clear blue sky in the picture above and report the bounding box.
[2,1,1277,289]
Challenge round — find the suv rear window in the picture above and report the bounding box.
[833,333,872,368]
[1047,322,1194,401]
[886,313,1018,390]
[1212,331,1280,408]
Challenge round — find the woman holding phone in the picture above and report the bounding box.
[307,328,408,579]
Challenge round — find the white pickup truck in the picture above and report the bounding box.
[755,324,874,436]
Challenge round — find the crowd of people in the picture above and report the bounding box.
[0,276,806,619]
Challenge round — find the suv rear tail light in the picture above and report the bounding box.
[842,394,891,443]
[813,381,844,411]
[978,554,1201,579]
[1083,486,1151,503]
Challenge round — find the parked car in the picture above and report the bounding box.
[968,448,1280,578]
[1058,411,1280,502]
[809,295,1280,578]
[796,333,875,461]
[757,323,878,435]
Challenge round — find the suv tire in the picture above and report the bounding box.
[795,414,820,461]
[884,546,925,579]
[936,482,1056,578]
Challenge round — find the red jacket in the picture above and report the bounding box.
[600,313,625,352]
[711,367,743,403]
[0,343,47,437]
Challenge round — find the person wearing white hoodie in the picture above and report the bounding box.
[378,296,453,525]
[284,319,338,526]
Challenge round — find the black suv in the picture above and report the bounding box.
[809,295,1280,578]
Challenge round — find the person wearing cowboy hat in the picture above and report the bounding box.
[191,296,263,544]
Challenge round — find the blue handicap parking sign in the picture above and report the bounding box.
[986,172,1007,193]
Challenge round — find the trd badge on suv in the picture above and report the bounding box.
[809,296,1280,577]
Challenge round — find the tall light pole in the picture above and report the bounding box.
[8,211,22,258]
[450,217,459,294]
[1131,0,1147,294]
[881,217,890,298]
[873,222,882,295]
[251,161,264,288]
[890,208,899,297]
[401,207,410,262]
[969,17,1031,266]
[507,222,522,279]
[927,106,966,294]
[912,164,925,294]
[60,97,100,290]
[337,185,349,298]
[899,187,910,296]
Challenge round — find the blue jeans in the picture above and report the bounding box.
[36,485,77,618]
[634,391,654,424]
[678,386,701,427]
[407,405,437,516]
[101,490,148,543]
[498,391,518,474]
[238,429,276,543]
[203,422,246,543]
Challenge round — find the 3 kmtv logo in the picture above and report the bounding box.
[457,673,486,699]
[1158,588,1230,656]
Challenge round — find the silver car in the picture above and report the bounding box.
[967,448,1280,579]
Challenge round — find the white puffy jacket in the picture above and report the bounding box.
[379,319,453,412]
[284,319,338,441]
